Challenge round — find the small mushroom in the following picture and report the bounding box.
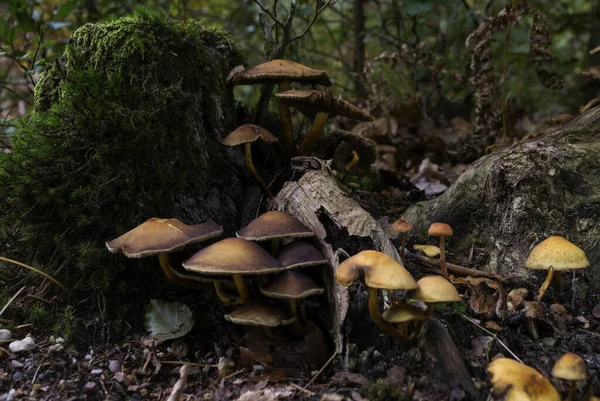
[182,238,282,304]
[428,223,453,278]
[222,124,278,198]
[336,250,417,340]
[409,275,461,340]
[276,241,327,270]
[382,304,426,342]
[275,90,375,156]
[487,358,560,401]
[224,300,295,341]
[106,218,223,289]
[413,244,441,258]
[391,219,412,256]
[525,236,590,301]
[551,353,588,401]
[237,211,313,255]
[228,59,332,157]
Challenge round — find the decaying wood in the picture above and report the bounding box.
[405,251,508,282]
[269,157,402,369]
[419,318,480,399]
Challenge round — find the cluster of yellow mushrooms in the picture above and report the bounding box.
[223,59,374,198]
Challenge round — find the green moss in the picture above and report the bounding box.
[0,8,244,326]
[360,380,406,401]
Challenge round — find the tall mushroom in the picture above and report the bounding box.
[106,218,223,289]
[228,59,332,157]
[222,124,278,198]
[551,353,588,401]
[182,237,282,304]
[487,358,560,401]
[336,250,417,340]
[525,236,590,301]
[275,90,375,156]
[391,218,412,257]
[428,222,453,278]
[237,210,313,255]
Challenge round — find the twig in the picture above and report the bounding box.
[0,84,32,106]
[0,256,72,295]
[298,351,337,394]
[404,251,507,282]
[459,314,522,363]
[160,361,218,367]
[251,0,285,27]
[0,286,26,317]
[290,382,315,396]
[166,363,190,401]
[288,1,335,44]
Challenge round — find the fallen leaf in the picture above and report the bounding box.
[144,300,194,343]
[507,288,528,311]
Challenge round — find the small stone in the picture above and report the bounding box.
[55,337,66,344]
[252,364,264,376]
[202,393,212,400]
[0,329,12,340]
[11,360,24,368]
[542,337,557,347]
[91,368,103,375]
[49,335,56,344]
[48,344,64,353]
[593,303,600,318]
[140,389,148,397]
[9,337,36,353]
[217,357,235,379]
[113,371,127,383]
[108,360,122,373]
[84,382,97,393]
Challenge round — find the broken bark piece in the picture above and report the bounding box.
[404,251,508,282]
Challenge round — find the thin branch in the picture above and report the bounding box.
[251,0,285,27]
[288,1,335,44]
[0,84,32,106]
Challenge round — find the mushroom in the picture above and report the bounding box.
[382,303,426,342]
[336,250,417,340]
[222,124,278,198]
[413,244,441,258]
[276,241,327,270]
[261,270,324,331]
[408,275,461,340]
[551,353,588,401]
[487,358,560,401]
[275,90,375,156]
[228,59,332,157]
[391,219,412,256]
[525,236,590,301]
[237,211,313,255]
[428,222,453,278]
[106,218,223,289]
[224,300,295,341]
[182,237,282,304]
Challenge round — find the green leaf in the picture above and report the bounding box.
[144,299,195,343]
[41,40,55,48]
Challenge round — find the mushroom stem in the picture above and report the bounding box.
[157,254,212,289]
[270,239,279,256]
[233,274,251,304]
[263,327,287,342]
[536,266,554,301]
[400,233,406,257]
[289,299,304,333]
[213,281,241,304]
[299,111,329,156]
[566,381,576,401]
[409,303,436,341]
[278,81,296,157]
[345,151,360,171]
[367,287,404,340]
[244,142,274,198]
[439,235,448,278]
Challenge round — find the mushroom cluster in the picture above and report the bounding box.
[182,211,328,340]
[335,249,461,342]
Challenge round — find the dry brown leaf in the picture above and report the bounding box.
[507,288,528,311]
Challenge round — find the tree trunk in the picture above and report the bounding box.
[353,0,367,100]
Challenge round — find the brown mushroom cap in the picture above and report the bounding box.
[261,271,324,300]
[551,353,588,381]
[525,236,590,271]
[224,301,295,327]
[276,241,327,269]
[221,124,278,147]
[487,358,560,401]
[392,219,413,234]
[428,222,453,237]
[237,211,313,241]
[229,59,332,87]
[106,218,223,258]
[182,238,282,275]
[382,304,426,323]
[275,90,375,122]
[412,276,461,303]
[335,250,417,290]
[413,245,441,258]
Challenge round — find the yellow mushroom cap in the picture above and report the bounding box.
[275,90,375,122]
[391,219,412,234]
[335,250,417,290]
[224,301,295,327]
[551,353,587,381]
[428,222,453,237]
[221,124,278,147]
[276,241,327,269]
[412,276,461,303]
[182,238,282,275]
[382,304,426,323]
[237,211,313,241]
[525,236,590,271]
[260,271,324,300]
[487,358,561,401]
[228,59,332,87]
[413,244,441,258]
[106,218,223,258]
